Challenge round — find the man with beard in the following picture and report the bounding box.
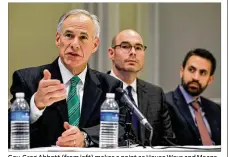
[165,48,221,145]
[107,29,175,146]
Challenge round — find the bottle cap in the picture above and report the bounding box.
[16,92,25,98]
[106,93,115,98]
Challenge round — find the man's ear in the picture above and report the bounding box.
[92,37,99,54]
[55,32,60,48]
[180,66,184,79]
[108,47,114,59]
[208,75,214,85]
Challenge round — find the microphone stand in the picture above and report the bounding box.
[124,107,136,148]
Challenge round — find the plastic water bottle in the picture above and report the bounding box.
[99,93,119,148]
[10,92,30,150]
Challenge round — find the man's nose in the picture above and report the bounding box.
[129,46,137,55]
[192,72,200,80]
[70,37,80,50]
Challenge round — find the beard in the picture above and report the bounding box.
[181,77,208,97]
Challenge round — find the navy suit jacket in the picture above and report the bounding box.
[9,58,124,148]
[165,87,221,145]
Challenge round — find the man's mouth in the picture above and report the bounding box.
[126,60,137,63]
[67,52,79,57]
[189,82,200,88]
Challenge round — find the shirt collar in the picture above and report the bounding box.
[58,57,87,85]
[110,69,137,92]
[179,85,201,104]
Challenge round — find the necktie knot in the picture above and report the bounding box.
[192,101,200,111]
[126,86,133,95]
[71,76,80,86]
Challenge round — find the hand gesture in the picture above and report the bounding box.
[34,69,67,110]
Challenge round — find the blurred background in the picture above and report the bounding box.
[8,3,221,104]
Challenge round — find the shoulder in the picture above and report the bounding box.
[201,97,221,110]
[165,91,175,100]
[12,63,51,80]
[88,69,122,87]
[137,78,163,93]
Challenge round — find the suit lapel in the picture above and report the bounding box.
[137,79,148,145]
[79,68,102,127]
[174,87,200,138]
[48,58,69,122]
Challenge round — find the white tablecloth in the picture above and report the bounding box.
[9,145,221,152]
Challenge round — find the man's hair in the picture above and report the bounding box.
[57,9,100,38]
[182,48,216,76]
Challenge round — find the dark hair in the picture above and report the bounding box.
[182,48,216,76]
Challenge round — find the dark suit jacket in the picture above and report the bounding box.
[107,71,175,146]
[9,58,124,148]
[165,87,221,145]
[134,79,175,146]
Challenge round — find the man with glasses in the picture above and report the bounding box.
[107,29,175,146]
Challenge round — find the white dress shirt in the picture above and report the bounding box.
[110,70,138,107]
[30,57,87,124]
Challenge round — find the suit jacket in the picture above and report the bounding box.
[165,87,221,145]
[9,58,124,148]
[134,79,175,146]
[107,71,175,146]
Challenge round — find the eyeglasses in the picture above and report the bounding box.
[112,42,147,54]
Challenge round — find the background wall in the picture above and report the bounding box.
[8,3,221,103]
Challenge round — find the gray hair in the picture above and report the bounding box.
[57,9,100,38]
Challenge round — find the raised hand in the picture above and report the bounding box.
[34,69,67,110]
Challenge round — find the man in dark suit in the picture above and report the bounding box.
[165,48,221,145]
[107,29,175,146]
[9,9,124,148]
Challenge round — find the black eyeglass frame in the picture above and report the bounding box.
[112,42,147,53]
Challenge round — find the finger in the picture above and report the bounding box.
[40,79,61,87]
[57,134,76,143]
[43,69,51,80]
[62,127,79,137]
[48,95,67,105]
[47,88,67,99]
[45,84,65,93]
[64,122,71,130]
[56,139,75,147]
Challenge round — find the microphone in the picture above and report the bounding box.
[115,88,153,131]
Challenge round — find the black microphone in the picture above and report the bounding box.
[115,88,153,131]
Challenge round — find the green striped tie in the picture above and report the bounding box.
[67,76,80,126]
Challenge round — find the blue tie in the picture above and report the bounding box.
[126,86,139,137]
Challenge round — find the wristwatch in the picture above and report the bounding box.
[82,131,89,147]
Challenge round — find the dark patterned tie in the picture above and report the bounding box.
[192,101,213,145]
[67,76,80,126]
[126,86,139,136]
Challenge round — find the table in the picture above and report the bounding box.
[9,145,221,152]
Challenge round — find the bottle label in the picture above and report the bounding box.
[11,111,30,121]
[100,111,119,122]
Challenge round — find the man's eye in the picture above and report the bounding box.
[201,71,207,76]
[189,68,194,72]
[65,34,73,38]
[121,44,131,49]
[135,46,143,51]
[80,36,88,40]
